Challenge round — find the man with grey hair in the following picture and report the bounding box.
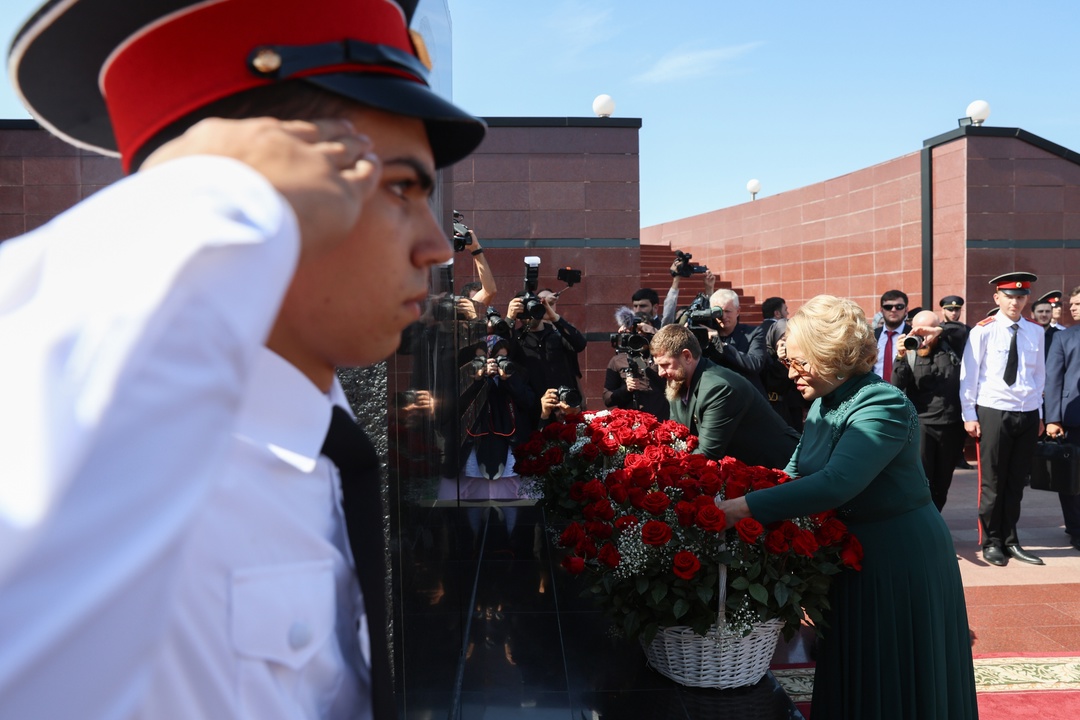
[702,288,768,396]
[891,310,965,511]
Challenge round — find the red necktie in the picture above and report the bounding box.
[883,331,896,382]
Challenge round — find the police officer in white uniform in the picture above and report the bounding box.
[960,272,1046,567]
[0,1,485,719]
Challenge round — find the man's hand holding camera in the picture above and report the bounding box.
[540,387,578,420]
[895,325,940,360]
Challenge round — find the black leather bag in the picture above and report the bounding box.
[1030,438,1080,495]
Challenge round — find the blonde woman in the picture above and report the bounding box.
[717,295,976,719]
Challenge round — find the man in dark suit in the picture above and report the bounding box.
[1032,291,1062,354]
[650,324,799,469]
[1043,285,1080,552]
[874,289,913,383]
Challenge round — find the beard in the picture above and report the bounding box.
[664,369,688,402]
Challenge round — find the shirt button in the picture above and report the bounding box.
[288,621,312,650]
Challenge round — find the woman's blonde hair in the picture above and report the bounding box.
[786,295,878,379]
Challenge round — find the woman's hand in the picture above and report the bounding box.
[714,496,751,530]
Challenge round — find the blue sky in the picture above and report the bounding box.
[4,0,1079,227]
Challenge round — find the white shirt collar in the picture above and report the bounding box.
[234,348,351,473]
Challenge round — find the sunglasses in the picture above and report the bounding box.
[882,303,906,311]
[779,357,812,374]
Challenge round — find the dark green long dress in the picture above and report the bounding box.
[746,372,978,719]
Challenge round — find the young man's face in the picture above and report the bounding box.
[994,291,1027,322]
[269,107,450,385]
[1031,302,1053,327]
[880,298,907,329]
[632,298,656,317]
[1070,294,1080,322]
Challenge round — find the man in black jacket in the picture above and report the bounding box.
[703,288,768,397]
[892,310,965,511]
[874,289,913,383]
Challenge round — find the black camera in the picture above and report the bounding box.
[495,355,516,375]
[903,335,925,351]
[557,385,582,407]
[517,256,547,320]
[470,356,487,376]
[620,354,649,381]
[682,293,722,329]
[452,210,472,252]
[673,249,708,278]
[610,332,650,353]
[485,307,511,337]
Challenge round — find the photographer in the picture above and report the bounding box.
[662,255,715,326]
[701,288,769,397]
[891,310,964,511]
[603,307,670,419]
[508,287,587,417]
[454,212,497,308]
[538,387,581,428]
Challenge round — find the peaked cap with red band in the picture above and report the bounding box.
[9,0,485,170]
[989,271,1037,297]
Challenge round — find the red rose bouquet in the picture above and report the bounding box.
[514,408,863,645]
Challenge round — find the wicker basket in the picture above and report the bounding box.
[640,566,784,689]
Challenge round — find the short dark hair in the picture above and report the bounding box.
[1031,300,1051,312]
[650,324,702,360]
[761,297,786,320]
[632,288,660,306]
[460,282,483,298]
[880,290,909,307]
[1069,285,1080,300]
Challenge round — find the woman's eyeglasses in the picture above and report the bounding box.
[779,357,812,374]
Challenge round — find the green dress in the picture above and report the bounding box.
[746,372,978,719]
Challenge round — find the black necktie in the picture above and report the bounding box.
[1004,324,1019,386]
[321,406,394,719]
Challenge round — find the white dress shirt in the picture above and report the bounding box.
[0,157,369,719]
[873,325,904,378]
[960,313,1046,420]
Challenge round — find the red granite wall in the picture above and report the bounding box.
[641,153,924,319]
[0,124,123,242]
[447,119,642,409]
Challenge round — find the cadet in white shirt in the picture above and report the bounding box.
[960,272,1046,567]
[0,1,484,719]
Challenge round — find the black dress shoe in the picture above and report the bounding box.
[1005,545,1045,565]
[982,546,1007,566]
[956,460,974,470]
[1070,537,1080,553]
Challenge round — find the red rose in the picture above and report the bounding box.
[697,470,723,496]
[568,481,585,502]
[629,465,656,488]
[841,534,864,570]
[614,426,634,445]
[585,520,613,539]
[640,491,671,516]
[674,501,696,527]
[695,505,726,532]
[542,446,564,466]
[516,434,545,458]
[778,521,801,539]
[559,522,585,547]
[598,434,620,456]
[562,556,585,574]
[641,519,673,546]
[764,529,790,554]
[815,517,848,547]
[614,515,639,531]
[559,423,578,443]
[624,453,647,469]
[674,477,699,501]
[581,479,607,501]
[685,436,699,452]
[735,517,765,544]
[672,550,701,580]
[608,484,629,504]
[643,444,667,463]
[579,442,601,462]
[631,424,651,445]
[598,543,621,568]
[583,499,615,522]
[542,422,565,441]
[627,487,646,509]
[791,529,820,557]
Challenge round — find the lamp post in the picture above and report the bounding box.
[592,94,615,118]
[746,178,761,201]
[959,100,991,128]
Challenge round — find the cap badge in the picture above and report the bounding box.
[251,48,282,75]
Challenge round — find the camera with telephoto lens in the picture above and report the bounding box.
[673,249,708,278]
[452,210,472,252]
[903,335,925,351]
[517,256,547,320]
[495,355,516,375]
[683,293,723,329]
[470,356,487,376]
[556,385,582,407]
[485,307,511,337]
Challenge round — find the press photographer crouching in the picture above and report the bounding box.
[603,307,669,420]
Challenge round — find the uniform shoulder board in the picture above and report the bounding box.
[976,317,995,327]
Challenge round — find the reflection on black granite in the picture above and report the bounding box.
[396,505,803,719]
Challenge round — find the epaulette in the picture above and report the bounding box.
[976,317,995,327]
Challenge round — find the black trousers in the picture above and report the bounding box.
[921,421,965,511]
[976,406,1040,548]
[1061,425,1080,537]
